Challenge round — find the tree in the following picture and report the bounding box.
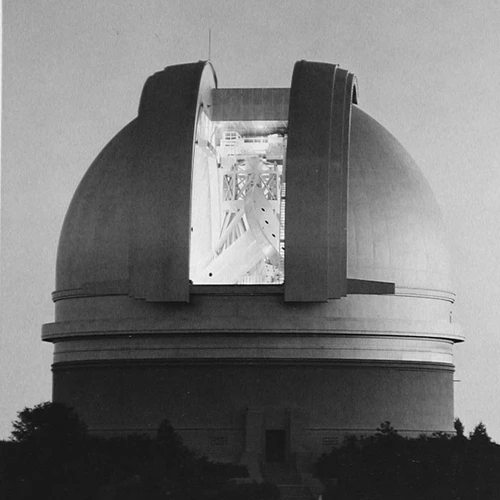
[156,418,186,453]
[2,405,250,500]
[156,418,193,466]
[469,421,492,445]
[315,422,500,499]
[4,403,92,500]
[376,421,399,438]
[10,401,87,445]
[454,417,465,438]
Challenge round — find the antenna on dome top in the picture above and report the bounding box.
[208,28,212,61]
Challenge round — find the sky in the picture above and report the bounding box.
[2,0,500,440]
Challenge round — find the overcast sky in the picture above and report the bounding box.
[2,0,500,440]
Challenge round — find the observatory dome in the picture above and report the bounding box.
[44,62,462,470]
[55,105,450,297]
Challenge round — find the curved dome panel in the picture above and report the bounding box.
[55,90,451,297]
[56,61,217,299]
[56,120,137,292]
[347,106,451,292]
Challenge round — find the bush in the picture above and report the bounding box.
[220,481,280,500]
[316,421,500,500]
[1,402,250,500]
[11,401,87,445]
[469,421,492,445]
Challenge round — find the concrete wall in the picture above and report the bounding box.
[53,360,454,468]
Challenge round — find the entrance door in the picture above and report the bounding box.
[265,429,286,462]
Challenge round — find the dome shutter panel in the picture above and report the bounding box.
[130,62,207,302]
[284,61,356,302]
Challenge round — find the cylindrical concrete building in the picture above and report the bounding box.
[42,60,463,475]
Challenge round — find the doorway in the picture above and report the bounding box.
[265,429,286,462]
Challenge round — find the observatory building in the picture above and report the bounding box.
[42,61,463,474]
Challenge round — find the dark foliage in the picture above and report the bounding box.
[469,421,491,446]
[2,402,91,499]
[219,481,280,500]
[0,403,248,500]
[454,418,465,438]
[316,421,500,500]
[11,401,87,445]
